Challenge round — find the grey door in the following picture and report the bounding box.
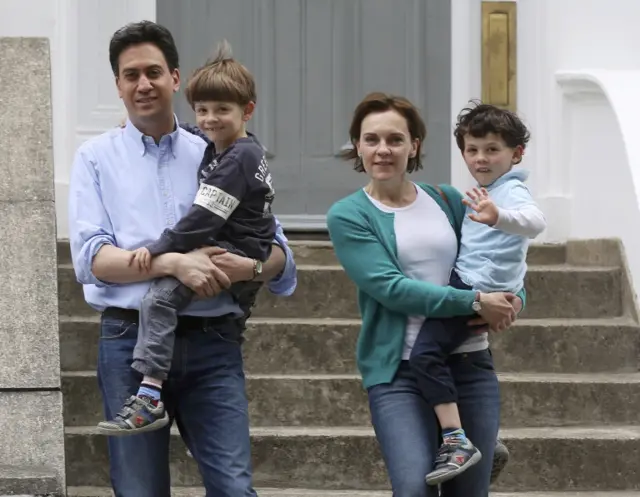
[158,0,451,229]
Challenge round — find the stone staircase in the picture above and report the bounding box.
[57,238,640,496]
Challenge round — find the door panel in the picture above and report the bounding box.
[158,0,451,228]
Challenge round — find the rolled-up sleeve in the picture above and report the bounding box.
[267,217,297,296]
[68,146,116,287]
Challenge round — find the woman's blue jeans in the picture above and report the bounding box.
[367,350,500,497]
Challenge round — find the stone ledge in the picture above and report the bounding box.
[0,495,62,497]
[0,201,59,389]
[0,464,59,495]
[0,393,65,493]
[0,38,53,203]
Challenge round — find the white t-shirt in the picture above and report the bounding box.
[365,184,458,359]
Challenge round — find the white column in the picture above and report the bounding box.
[52,0,78,241]
[517,0,570,241]
[450,0,482,193]
[55,0,156,239]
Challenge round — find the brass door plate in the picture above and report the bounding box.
[482,1,517,111]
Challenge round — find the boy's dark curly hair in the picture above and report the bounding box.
[454,101,530,161]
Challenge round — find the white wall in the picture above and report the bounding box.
[451,0,640,246]
[0,0,155,238]
[518,0,640,241]
[515,0,640,306]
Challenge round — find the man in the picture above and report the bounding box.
[68,21,296,497]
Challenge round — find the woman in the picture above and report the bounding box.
[326,93,524,496]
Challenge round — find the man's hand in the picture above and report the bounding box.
[127,247,152,272]
[211,251,254,283]
[463,187,499,226]
[174,246,231,298]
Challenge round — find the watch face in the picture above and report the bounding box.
[472,301,481,312]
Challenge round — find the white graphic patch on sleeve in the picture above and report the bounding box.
[194,184,240,220]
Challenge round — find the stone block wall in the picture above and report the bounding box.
[0,37,65,496]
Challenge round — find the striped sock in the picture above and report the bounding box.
[442,427,468,444]
[137,382,161,404]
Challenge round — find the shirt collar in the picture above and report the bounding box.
[124,114,181,158]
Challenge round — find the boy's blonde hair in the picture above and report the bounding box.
[185,40,256,107]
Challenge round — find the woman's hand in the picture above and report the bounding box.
[472,292,518,332]
[173,247,231,298]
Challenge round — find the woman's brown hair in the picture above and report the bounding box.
[343,92,427,173]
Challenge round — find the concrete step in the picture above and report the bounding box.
[274,240,568,267]
[61,370,640,428]
[60,316,639,374]
[66,487,390,497]
[0,465,59,496]
[491,317,640,373]
[65,487,640,496]
[55,239,569,268]
[57,263,624,320]
[64,425,640,491]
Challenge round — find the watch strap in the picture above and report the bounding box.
[252,259,262,280]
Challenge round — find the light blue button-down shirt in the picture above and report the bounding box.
[68,119,297,316]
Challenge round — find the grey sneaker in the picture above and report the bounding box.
[97,395,169,436]
[491,439,510,484]
[426,439,482,486]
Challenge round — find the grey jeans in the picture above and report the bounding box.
[132,276,195,380]
[132,274,262,380]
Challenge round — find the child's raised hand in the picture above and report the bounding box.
[462,187,499,226]
[127,247,152,272]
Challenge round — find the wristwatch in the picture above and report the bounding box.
[471,291,482,312]
[252,259,263,280]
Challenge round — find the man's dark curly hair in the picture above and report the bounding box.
[454,101,530,162]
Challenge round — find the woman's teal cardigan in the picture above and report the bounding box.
[326,183,526,388]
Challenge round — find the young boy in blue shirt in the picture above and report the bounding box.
[409,102,547,485]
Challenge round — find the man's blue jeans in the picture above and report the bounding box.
[368,351,500,497]
[98,313,256,497]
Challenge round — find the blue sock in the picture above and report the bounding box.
[442,427,467,444]
[137,382,161,403]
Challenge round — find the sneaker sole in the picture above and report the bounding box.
[425,450,483,486]
[490,447,509,484]
[96,412,170,437]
